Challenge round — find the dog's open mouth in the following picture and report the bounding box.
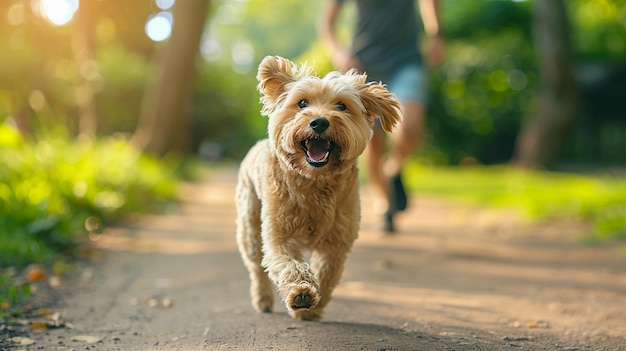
[301,137,333,167]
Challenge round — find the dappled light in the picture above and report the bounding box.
[231,39,254,73]
[145,12,173,42]
[1,1,625,348]
[39,0,78,26]
[155,0,175,11]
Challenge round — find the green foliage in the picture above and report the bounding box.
[95,43,153,134]
[443,0,531,40]
[403,162,626,244]
[426,29,538,164]
[190,61,265,159]
[423,0,537,164]
[210,0,325,64]
[0,273,31,320]
[0,122,179,268]
[568,0,626,60]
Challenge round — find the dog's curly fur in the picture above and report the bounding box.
[236,56,401,320]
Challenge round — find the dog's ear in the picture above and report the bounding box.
[256,56,299,116]
[358,80,403,133]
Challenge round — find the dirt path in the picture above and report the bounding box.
[14,166,626,350]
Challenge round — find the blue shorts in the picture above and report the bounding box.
[374,63,427,129]
[386,63,427,105]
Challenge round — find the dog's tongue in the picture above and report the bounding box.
[307,139,329,162]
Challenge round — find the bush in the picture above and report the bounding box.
[0,122,179,268]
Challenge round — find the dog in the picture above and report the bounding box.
[235,56,401,320]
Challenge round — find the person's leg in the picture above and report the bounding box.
[382,64,427,231]
[384,100,426,177]
[366,124,389,214]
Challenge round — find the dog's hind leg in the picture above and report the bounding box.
[236,186,274,313]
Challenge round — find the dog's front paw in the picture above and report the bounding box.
[284,283,320,311]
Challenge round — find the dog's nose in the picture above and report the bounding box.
[309,117,329,134]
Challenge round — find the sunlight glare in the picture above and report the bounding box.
[156,0,176,11]
[7,3,26,26]
[201,37,222,62]
[231,40,254,74]
[145,12,173,42]
[40,0,78,26]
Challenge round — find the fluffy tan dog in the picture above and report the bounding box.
[236,56,401,320]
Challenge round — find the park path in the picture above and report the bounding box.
[22,166,626,350]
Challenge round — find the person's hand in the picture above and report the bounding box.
[425,35,445,67]
[332,49,362,72]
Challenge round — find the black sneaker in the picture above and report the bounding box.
[383,210,395,233]
[389,173,408,212]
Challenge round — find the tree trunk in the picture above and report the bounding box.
[74,0,98,139]
[512,0,579,168]
[132,0,210,156]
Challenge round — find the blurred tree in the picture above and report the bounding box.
[513,0,580,168]
[73,0,98,139]
[132,0,211,156]
[0,0,154,136]
[1,0,623,165]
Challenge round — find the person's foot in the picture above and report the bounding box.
[383,173,408,234]
[383,210,395,233]
[389,173,408,212]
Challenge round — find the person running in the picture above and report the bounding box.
[319,0,445,232]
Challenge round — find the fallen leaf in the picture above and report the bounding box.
[27,266,46,282]
[508,320,521,328]
[72,335,102,343]
[136,296,174,308]
[10,337,36,345]
[526,320,549,328]
[27,310,66,329]
[162,297,173,308]
[49,275,61,288]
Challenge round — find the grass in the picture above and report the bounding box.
[403,162,626,247]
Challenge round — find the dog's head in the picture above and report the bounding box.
[257,55,401,179]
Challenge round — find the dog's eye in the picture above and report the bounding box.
[298,99,309,109]
[336,102,347,111]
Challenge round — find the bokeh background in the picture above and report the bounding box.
[1,0,624,165]
[1,0,625,272]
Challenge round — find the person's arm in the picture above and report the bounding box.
[318,0,361,71]
[418,0,445,66]
[419,0,441,37]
